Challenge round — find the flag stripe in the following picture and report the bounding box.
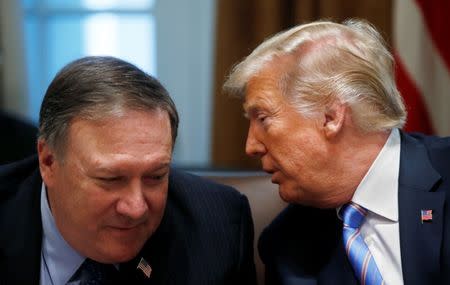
[393,0,450,135]
[415,0,450,71]
[394,51,434,133]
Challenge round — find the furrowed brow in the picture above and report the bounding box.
[243,102,260,117]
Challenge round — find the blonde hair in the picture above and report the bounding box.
[224,19,406,132]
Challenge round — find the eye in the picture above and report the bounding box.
[256,113,268,124]
[96,176,122,182]
[152,174,165,180]
[143,172,168,184]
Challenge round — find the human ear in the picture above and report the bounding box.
[37,139,57,187]
[322,100,346,139]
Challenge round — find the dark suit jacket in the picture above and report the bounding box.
[0,156,257,284]
[259,131,450,285]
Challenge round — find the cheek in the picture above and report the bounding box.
[144,186,168,213]
[275,142,327,187]
[272,141,305,173]
[67,182,116,228]
[58,164,95,205]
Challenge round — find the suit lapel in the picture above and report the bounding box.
[317,215,358,285]
[398,132,444,285]
[0,169,43,284]
[318,244,358,285]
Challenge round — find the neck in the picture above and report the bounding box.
[327,129,391,207]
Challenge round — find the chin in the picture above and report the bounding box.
[95,238,147,263]
[278,184,325,207]
[278,185,301,204]
[99,246,142,263]
[112,250,141,263]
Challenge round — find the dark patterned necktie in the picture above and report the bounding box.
[67,258,121,285]
[340,202,384,285]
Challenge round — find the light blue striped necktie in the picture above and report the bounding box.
[340,203,384,285]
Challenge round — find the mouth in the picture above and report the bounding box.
[108,226,139,234]
[108,222,145,233]
[262,165,281,184]
[265,170,280,184]
[113,226,137,230]
[262,166,275,174]
[271,175,280,184]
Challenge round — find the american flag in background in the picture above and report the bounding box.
[393,0,450,135]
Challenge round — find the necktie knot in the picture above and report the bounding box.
[340,202,367,228]
[68,258,121,285]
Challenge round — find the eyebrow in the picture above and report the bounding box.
[145,163,171,173]
[243,98,262,112]
[93,162,171,175]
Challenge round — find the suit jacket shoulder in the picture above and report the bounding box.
[0,156,43,284]
[405,132,450,178]
[168,169,252,224]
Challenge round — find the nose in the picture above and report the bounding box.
[245,124,266,158]
[116,182,149,220]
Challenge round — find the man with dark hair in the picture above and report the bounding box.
[0,56,256,284]
[225,19,450,285]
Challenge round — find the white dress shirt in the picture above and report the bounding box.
[341,128,404,285]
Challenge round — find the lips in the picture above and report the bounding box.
[271,172,281,184]
[262,166,276,174]
[107,226,138,235]
[262,162,280,183]
[108,221,145,232]
[112,226,137,230]
[263,169,280,184]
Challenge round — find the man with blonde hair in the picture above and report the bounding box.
[224,19,450,285]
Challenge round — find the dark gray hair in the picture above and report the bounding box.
[39,56,179,156]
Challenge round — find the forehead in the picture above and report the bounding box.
[66,109,172,162]
[243,63,288,113]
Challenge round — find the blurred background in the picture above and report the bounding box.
[1,0,449,168]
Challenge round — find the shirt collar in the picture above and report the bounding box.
[351,128,401,222]
[40,183,85,285]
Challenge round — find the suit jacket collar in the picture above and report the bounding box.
[398,131,444,285]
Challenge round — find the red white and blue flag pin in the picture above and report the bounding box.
[421,209,433,223]
[137,257,152,278]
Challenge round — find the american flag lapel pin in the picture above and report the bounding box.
[137,257,152,278]
[421,209,433,224]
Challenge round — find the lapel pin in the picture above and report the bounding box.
[137,257,152,278]
[421,209,433,223]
